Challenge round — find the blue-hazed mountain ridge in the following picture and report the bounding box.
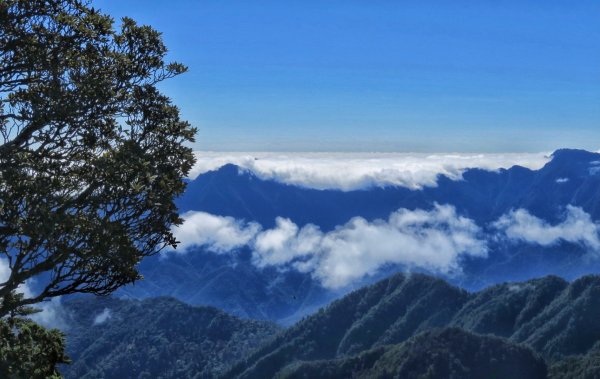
[119,149,600,323]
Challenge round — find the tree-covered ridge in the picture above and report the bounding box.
[225,272,600,378]
[550,342,600,379]
[226,274,468,378]
[59,272,600,378]
[60,296,280,379]
[276,328,547,379]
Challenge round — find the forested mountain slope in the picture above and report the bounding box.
[60,297,280,379]
[276,328,547,379]
[226,273,600,378]
[61,272,600,378]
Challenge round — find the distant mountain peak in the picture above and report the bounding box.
[217,163,246,175]
[550,148,599,163]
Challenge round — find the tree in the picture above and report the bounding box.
[0,305,70,378]
[0,0,196,317]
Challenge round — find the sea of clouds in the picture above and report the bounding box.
[175,205,487,288]
[189,152,552,190]
[172,205,600,289]
[7,151,599,325]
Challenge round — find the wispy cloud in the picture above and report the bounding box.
[93,308,112,325]
[0,259,65,329]
[173,205,487,288]
[494,206,600,251]
[189,152,551,190]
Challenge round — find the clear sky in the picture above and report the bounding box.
[96,1,600,152]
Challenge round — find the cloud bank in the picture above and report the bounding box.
[494,206,600,251]
[189,152,551,190]
[173,204,600,288]
[173,205,487,288]
[253,205,487,288]
[174,211,260,253]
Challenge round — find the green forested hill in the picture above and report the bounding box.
[276,328,547,379]
[226,274,469,378]
[60,297,280,379]
[225,273,600,379]
[60,272,600,379]
[550,342,600,379]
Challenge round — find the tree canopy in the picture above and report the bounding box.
[0,0,196,317]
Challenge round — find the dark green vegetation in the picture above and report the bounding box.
[276,328,547,379]
[226,273,600,378]
[550,343,600,379]
[0,316,69,378]
[60,296,280,379]
[58,272,600,378]
[1,0,194,375]
[0,0,194,315]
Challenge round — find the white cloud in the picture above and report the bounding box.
[253,218,318,266]
[0,258,65,329]
[173,211,261,253]
[189,152,551,191]
[494,206,600,251]
[93,308,112,325]
[172,204,600,288]
[252,205,487,288]
[29,297,65,330]
[590,161,600,175]
[1,257,37,303]
[173,205,487,289]
[555,178,569,183]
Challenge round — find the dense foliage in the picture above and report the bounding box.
[57,272,600,378]
[60,296,280,379]
[0,316,69,378]
[225,273,600,378]
[276,328,547,379]
[550,342,600,379]
[0,0,195,318]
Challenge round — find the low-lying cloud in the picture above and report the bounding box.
[189,152,551,191]
[494,206,600,251]
[93,308,112,325]
[173,205,488,288]
[173,204,600,288]
[253,205,487,288]
[174,211,260,253]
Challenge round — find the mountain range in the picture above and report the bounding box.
[61,272,600,378]
[118,149,600,323]
[54,149,600,377]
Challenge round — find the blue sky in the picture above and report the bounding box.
[97,1,600,152]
